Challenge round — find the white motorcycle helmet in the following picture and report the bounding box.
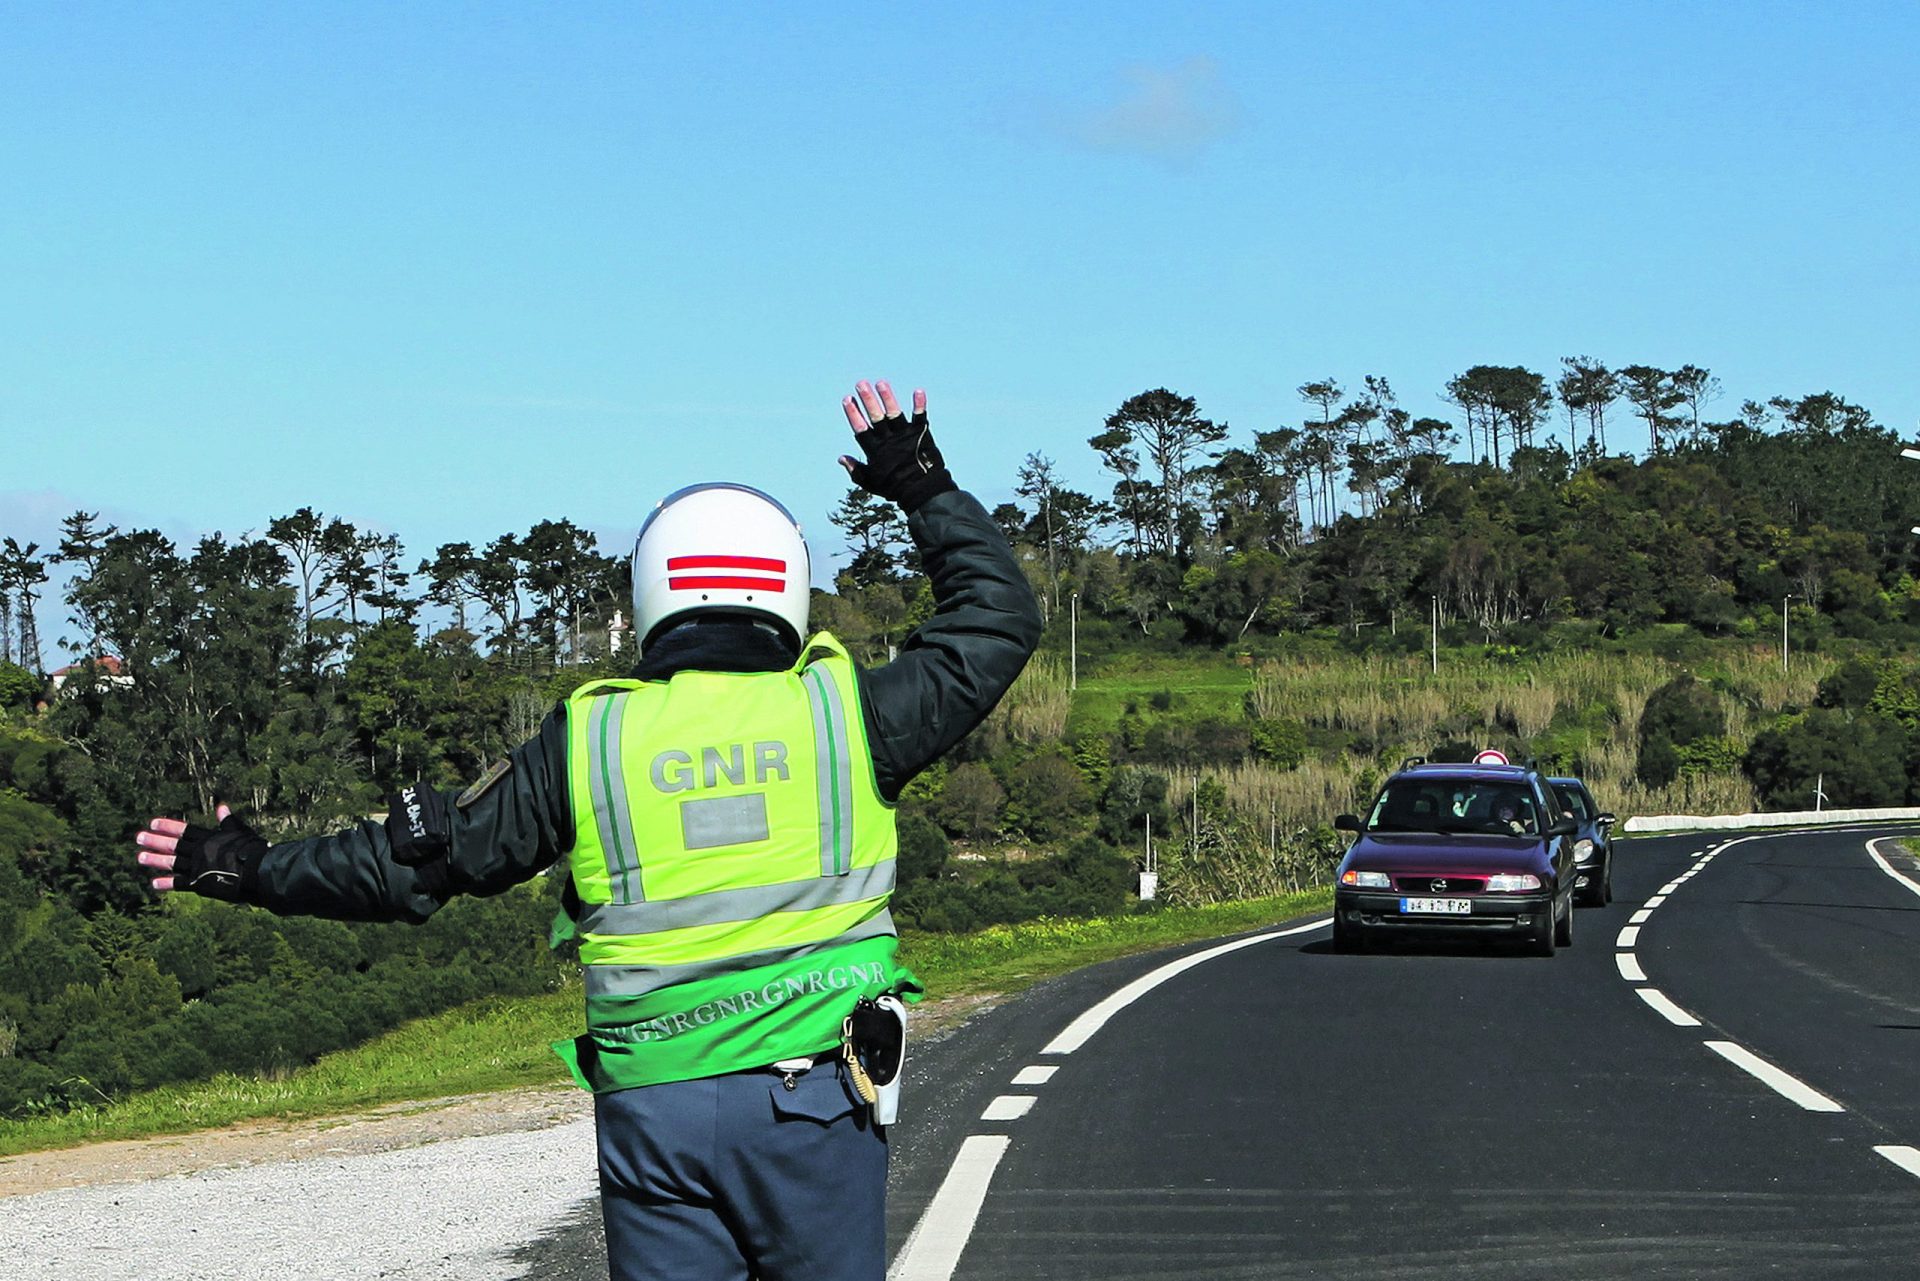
[632,483,811,651]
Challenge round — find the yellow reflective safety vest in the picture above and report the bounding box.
[551,632,919,1092]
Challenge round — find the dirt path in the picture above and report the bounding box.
[0,1086,591,1198]
[0,991,1002,1199]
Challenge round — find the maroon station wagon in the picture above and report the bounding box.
[1331,759,1580,956]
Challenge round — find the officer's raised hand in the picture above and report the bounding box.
[839,379,957,513]
[135,803,269,902]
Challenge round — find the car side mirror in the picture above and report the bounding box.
[1333,813,1362,833]
[1546,815,1578,838]
[1596,813,1616,827]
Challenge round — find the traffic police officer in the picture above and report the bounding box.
[135,379,1044,1281]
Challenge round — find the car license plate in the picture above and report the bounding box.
[1399,897,1472,915]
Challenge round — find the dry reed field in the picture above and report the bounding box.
[1070,644,1837,904]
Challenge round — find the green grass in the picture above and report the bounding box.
[0,988,583,1159]
[1067,652,1254,732]
[900,887,1331,1003]
[0,888,1330,1158]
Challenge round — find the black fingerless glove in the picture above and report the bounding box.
[846,409,958,513]
[173,812,269,902]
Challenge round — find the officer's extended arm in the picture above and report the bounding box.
[838,380,1045,800]
[136,711,573,923]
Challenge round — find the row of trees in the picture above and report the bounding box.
[3,358,1916,1120]
[945,365,1917,648]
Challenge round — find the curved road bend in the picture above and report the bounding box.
[516,825,1920,1279]
[879,825,1920,1280]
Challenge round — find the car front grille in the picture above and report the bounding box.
[1391,875,1488,894]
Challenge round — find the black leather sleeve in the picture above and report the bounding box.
[855,489,1044,801]
[248,711,575,922]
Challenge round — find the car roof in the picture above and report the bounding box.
[1389,762,1542,784]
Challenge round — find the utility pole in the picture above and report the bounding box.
[1903,447,1920,537]
[1070,591,1078,692]
[1781,595,1790,673]
[1430,595,1439,675]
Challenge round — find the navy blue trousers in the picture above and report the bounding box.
[594,1061,888,1281]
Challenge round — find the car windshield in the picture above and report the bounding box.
[1554,785,1592,821]
[1368,779,1541,836]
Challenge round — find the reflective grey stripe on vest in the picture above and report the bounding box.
[582,909,898,999]
[586,693,643,903]
[803,665,855,876]
[577,859,896,937]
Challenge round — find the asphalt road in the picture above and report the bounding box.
[518,824,1920,1279]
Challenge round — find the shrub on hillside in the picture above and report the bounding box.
[933,763,1005,840]
[897,815,950,883]
[1001,751,1093,843]
[1743,707,1910,810]
[1815,658,1882,711]
[1248,716,1307,769]
[1636,674,1725,788]
[1097,765,1172,848]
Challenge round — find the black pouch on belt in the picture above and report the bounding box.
[852,998,905,1086]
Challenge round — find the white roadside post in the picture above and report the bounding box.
[1140,812,1158,900]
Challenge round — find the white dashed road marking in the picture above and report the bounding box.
[1616,925,1640,948]
[889,1136,1011,1281]
[981,1095,1036,1122]
[1636,987,1699,1027]
[1704,1040,1845,1113]
[1616,952,1646,982]
[893,915,1330,1280]
[1874,1146,1920,1180]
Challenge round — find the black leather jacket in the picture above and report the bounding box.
[247,490,1042,922]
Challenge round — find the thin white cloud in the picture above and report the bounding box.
[1023,57,1245,166]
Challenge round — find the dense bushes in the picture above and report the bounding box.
[1744,708,1912,809]
[1742,658,1920,809]
[0,819,569,1116]
[1636,674,1726,787]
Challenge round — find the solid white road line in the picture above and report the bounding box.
[1616,952,1646,982]
[980,1095,1036,1122]
[1874,1146,1920,1180]
[888,1135,1012,1281]
[1616,925,1640,948]
[1636,987,1700,1027]
[1866,839,1920,901]
[1011,1065,1057,1086]
[1041,918,1328,1055]
[895,915,1328,1280]
[1629,908,1653,925]
[1704,1041,1845,1112]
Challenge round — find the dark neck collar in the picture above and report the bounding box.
[633,618,799,681]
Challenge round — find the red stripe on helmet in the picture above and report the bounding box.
[668,575,787,592]
[666,555,788,573]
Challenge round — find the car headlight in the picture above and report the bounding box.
[1485,873,1542,892]
[1573,839,1595,862]
[1341,870,1391,888]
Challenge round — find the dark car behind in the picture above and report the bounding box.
[1550,776,1617,907]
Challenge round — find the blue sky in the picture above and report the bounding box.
[3,1,1916,619]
